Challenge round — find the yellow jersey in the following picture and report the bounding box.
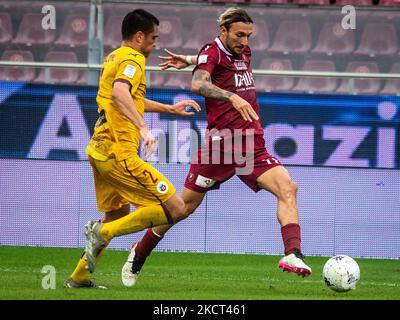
[86,46,146,161]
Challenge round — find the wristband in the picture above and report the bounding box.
[185,55,194,65]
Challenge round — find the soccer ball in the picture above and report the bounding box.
[323,255,360,292]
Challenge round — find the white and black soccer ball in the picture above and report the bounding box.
[323,255,360,292]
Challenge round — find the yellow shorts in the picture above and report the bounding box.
[88,155,176,212]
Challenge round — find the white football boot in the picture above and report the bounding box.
[84,221,108,273]
[278,251,312,277]
[121,243,147,287]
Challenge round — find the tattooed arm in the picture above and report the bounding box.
[191,69,259,122]
[191,69,233,102]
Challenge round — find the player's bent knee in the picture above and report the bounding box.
[279,180,298,201]
[164,197,187,223]
[185,203,197,216]
[102,204,130,223]
[169,204,187,223]
[290,180,298,194]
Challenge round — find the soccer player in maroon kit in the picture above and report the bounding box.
[121,7,312,287]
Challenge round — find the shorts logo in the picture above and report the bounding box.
[157,181,169,194]
[195,175,216,188]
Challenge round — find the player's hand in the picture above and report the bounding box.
[159,49,189,70]
[140,126,157,159]
[229,94,259,122]
[170,100,201,116]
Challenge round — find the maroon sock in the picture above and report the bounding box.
[135,228,163,259]
[281,223,301,255]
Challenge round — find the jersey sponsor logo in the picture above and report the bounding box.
[195,175,216,188]
[198,55,208,64]
[123,64,136,78]
[157,181,169,194]
[234,71,255,88]
[234,60,247,71]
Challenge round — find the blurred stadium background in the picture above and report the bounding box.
[0,0,399,261]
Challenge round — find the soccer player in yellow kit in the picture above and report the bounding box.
[64,9,200,288]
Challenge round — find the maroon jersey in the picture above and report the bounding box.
[194,37,264,136]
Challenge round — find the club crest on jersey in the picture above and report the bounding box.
[234,60,247,71]
[157,181,169,194]
[195,175,216,188]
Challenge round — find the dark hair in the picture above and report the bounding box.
[121,9,159,40]
[218,8,253,31]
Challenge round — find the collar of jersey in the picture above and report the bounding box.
[215,37,233,57]
[121,45,144,57]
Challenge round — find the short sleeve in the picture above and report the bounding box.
[113,57,144,92]
[193,45,219,75]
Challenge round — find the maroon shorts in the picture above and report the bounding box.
[184,134,282,193]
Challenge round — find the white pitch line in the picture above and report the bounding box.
[0,267,398,288]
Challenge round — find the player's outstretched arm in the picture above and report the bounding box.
[144,98,201,116]
[158,49,197,70]
[191,69,259,122]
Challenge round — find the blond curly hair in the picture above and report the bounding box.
[217,7,253,30]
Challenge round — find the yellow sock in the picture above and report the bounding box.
[70,247,107,284]
[100,205,169,242]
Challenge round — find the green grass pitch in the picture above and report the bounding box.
[0,246,399,300]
